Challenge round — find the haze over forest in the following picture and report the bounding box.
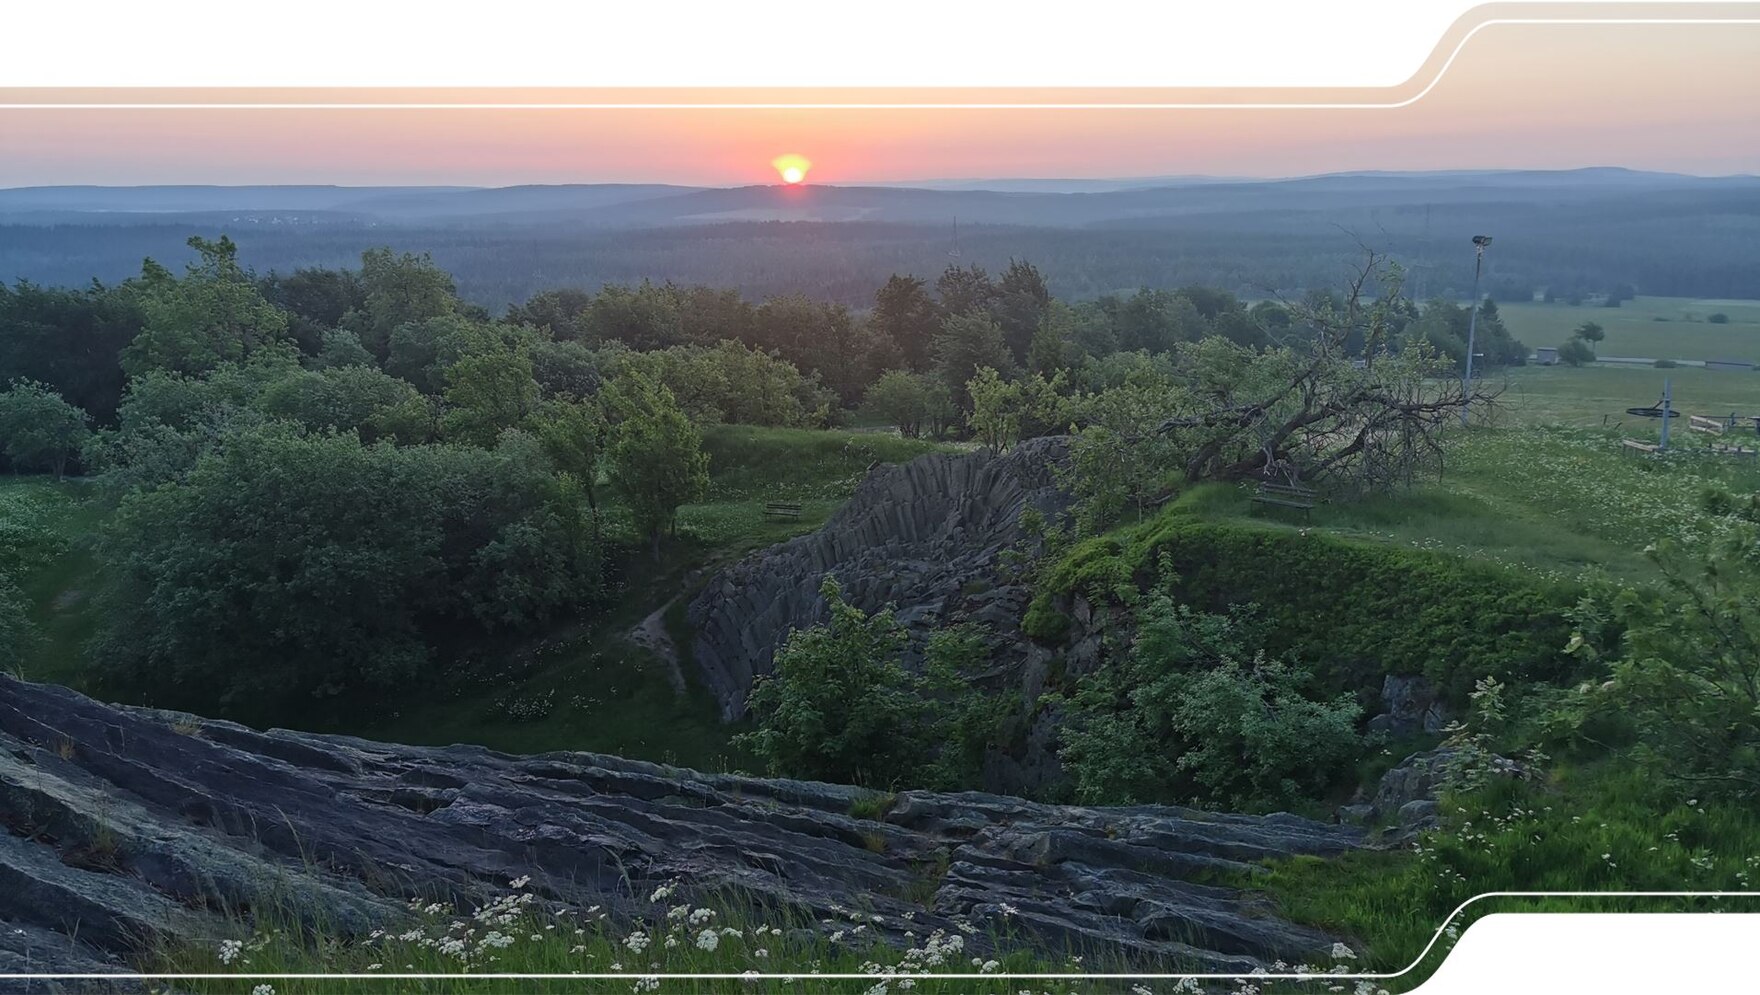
[3,167,1756,308]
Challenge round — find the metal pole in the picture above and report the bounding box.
[1460,243,1486,426]
[1660,378,1672,451]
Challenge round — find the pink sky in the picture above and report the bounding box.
[1,24,1754,185]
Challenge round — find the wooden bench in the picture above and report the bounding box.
[1689,415,1726,436]
[1621,439,1660,454]
[1709,443,1759,458]
[762,501,803,520]
[1250,480,1319,516]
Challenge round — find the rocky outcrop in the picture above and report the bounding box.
[1365,675,1450,738]
[0,675,1364,988]
[687,437,1071,719]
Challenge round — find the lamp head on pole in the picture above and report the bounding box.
[1472,234,1493,250]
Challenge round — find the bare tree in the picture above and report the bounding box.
[1154,249,1501,492]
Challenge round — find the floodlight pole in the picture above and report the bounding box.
[1460,235,1492,427]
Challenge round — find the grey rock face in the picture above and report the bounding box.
[0,675,1364,978]
[687,437,1070,719]
[1365,675,1450,737]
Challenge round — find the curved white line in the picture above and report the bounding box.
[0,17,1755,109]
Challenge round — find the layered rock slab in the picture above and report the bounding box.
[0,675,1362,988]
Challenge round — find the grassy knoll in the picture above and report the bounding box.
[1178,425,1760,584]
[1499,295,1760,361]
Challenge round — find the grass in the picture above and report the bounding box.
[1498,295,1760,362]
[1249,764,1760,977]
[1491,363,1760,432]
[1181,424,1760,584]
[151,878,1398,995]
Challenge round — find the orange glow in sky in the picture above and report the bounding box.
[772,153,811,184]
[0,24,1754,185]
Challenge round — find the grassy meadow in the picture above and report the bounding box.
[1498,294,1760,361]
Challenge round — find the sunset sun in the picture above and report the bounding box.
[771,153,811,185]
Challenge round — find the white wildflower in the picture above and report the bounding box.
[624,931,651,953]
[696,928,721,952]
[217,940,244,965]
[251,987,275,995]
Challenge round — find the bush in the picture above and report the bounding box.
[1567,536,1760,800]
[1556,338,1597,367]
[736,578,940,786]
[1653,358,1679,369]
[736,579,997,789]
[1708,313,1730,324]
[90,429,604,722]
[1026,511,1578,699]
[1058,594,1364,808]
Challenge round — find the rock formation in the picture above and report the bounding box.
[0,675,1363,990]
[687,437,1070,720]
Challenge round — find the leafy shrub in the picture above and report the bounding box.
[1556,337,1597,366]
[90,428,604,722]
[1567,536,1760,800]
[736,579,997,788]
[1708,313,1730,324]
[1653,358,1679,369]
[1027,511,1578,699]
[1058,594,1363,808]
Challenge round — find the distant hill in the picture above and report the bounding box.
[2,169,1756,306]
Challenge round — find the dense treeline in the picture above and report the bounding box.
[3,185,1756,309]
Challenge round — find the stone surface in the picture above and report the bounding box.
[0,675,1365,982]
[1365,675,1450,738]
[687,437,1071,720]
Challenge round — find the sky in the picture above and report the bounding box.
[1,23,1755,186]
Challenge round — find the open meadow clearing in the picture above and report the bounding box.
[1498,295,1760,361]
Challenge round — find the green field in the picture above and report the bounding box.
[1492,363,1760,435]
[1499,295,1760,362]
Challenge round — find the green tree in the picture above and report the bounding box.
[0,279,142,425]
[256,365,424,442]
[349,248,459,357]
[872,274,941,371]
[935,264,996,320]
[122,237,290,377]
[314,329,374,369]
[932,311,1014,414]
[736,577,939,786]
[0,381,92,479]
[862,369,933,437]
[1573,321,1606,346]
[602,371,709,559]
[966,367,1021,452]
[90,429,601,721]
[442,346,541,447]
[994,259,1052,364]
[534,398,607,523]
